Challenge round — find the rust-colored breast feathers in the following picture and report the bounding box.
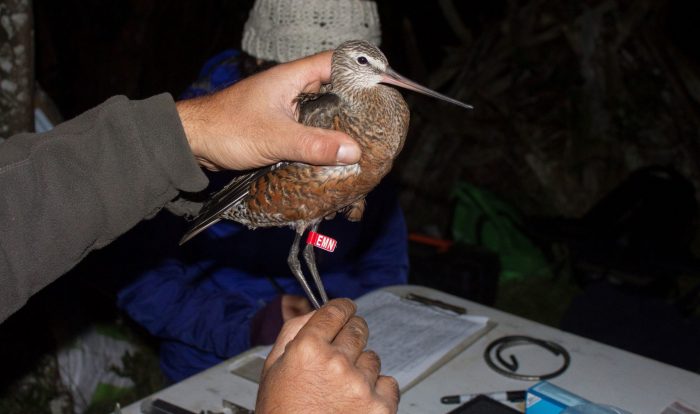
[235,86,409,228]
[243,163,364,225]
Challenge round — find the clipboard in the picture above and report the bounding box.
[229,287,495,393]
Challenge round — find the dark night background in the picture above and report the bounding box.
[2,0,700,412]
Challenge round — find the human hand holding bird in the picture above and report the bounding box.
[179,40,472,309]
[176,50,361,171]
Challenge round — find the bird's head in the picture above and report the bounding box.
[331,40,473,110]
[332,40,389,91]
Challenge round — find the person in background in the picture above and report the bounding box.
[114,0,409,383]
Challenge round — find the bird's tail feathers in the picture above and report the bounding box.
[179,217,222,245]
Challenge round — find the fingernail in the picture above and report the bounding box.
[336,143,361,165]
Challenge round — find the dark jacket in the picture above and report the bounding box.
[0,94,208,323]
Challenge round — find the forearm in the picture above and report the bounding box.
[0,93,208,323]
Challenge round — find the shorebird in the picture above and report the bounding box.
[180,40,472,309]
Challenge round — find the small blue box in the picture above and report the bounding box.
[526,382,591,414]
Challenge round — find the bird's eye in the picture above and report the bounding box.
[357,56,368,65]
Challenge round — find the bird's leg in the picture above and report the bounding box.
[288,230,321,309]
[303,223,329,305]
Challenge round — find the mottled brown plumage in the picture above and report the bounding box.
[180,40,471,308]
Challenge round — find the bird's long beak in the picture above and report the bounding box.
[381,67,473,110]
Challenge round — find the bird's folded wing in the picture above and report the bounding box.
[296,92,342,129]
[179,163,286,244]
[180,92,342,245]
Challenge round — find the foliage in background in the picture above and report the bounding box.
[395,0,700,234]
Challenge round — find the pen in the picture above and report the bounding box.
[440,390,527,404]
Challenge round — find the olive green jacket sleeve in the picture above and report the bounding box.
[0,93,209,323]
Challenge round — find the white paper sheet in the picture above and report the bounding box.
[231,290,490,391]
[356,290,489,389]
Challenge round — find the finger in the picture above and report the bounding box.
[299,298,313,313]
[288,295,311,309]
[287,50,334,88]
[278,124,361,166]
[289,303,312,319]
[266,51,333,97]
[289,295,313,314]
[264,311,315,371]
[331,316,369,363]
[281,295,309,320]
[296,298,356,343]
[375,375,400,411]
[355,350,381,386]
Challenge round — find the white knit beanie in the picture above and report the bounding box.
[241,0,381,63]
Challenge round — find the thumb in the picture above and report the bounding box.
[277,124,361,166]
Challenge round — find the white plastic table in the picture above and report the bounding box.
[121,285,700,414]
